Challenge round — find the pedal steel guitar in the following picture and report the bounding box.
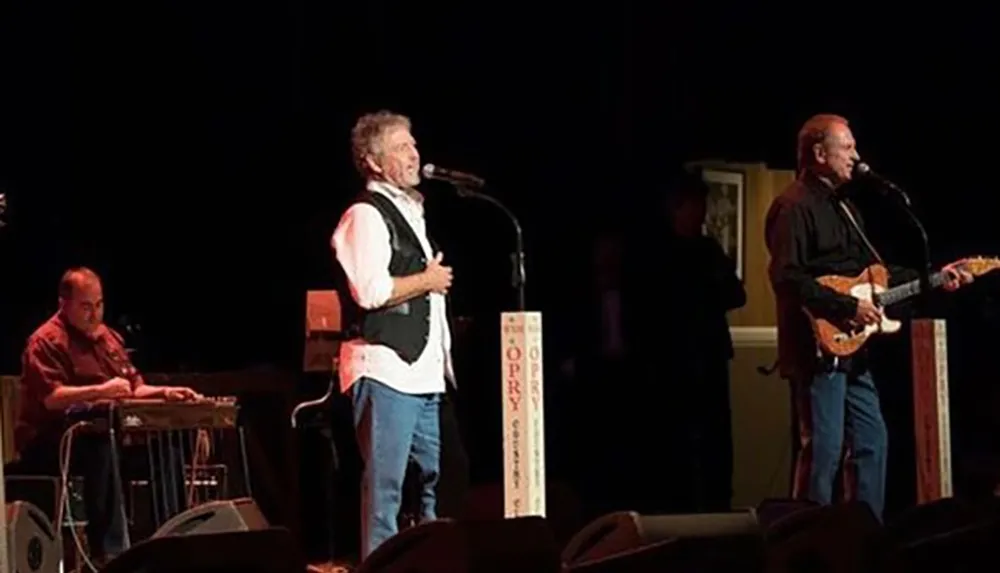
[66,395,251,543]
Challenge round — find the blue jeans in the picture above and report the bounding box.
[351,378,442,559]
[791,369,888,520]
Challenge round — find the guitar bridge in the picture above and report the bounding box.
[833,325,865,343]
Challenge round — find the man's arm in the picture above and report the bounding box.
[101,329,198,400]
[331,203,433,309]
[129,373,200,401]
[23,338,109,411]
[103,327,155,398]
[385,273,433,308]
[127,370,166,399]
[133,382,202,401]
[766,201,858,321]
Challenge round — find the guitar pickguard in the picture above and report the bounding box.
[849,282,902,333]
[829,282,902,345]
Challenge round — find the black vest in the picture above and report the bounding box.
[336,191,432,364]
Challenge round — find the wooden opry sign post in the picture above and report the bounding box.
[910,319,953,503]
[0,405,8,573]
[447,174,545,518]
[501,311,546,518]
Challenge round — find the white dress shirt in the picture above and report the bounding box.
[331,180,455,395]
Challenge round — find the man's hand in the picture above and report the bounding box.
[942,260,975,292]
[100,377,133,399]
[164,386,202,402]
[853,299,882,326]
[424,252,453,294]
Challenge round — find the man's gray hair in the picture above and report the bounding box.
[350,110,412,177]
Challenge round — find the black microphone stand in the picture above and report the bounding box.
[455,185,527,310]
[890,187,933,303]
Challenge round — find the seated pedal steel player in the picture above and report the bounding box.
[11,267,201,564]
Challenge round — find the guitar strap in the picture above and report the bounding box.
[837,198,885,265]
[817,199,886,370]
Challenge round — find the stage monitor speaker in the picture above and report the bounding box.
[6,500,59,573]
[887,520,999,573]
[882,497,1000,573]
[355,516,561,573]
[151,497,269,538]
[764,501,883,573]
[100,528,304,573]
[562,509,762,568]
[756,498,819,530]
[883,496,1000,546]
[567,536,766,573]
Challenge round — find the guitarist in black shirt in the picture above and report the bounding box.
[764,114,973,520]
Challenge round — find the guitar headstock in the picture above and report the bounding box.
[960,256,1000,277]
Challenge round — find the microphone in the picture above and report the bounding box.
[854,162,910,205]
[421,164,486,189]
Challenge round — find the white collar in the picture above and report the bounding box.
[367,179,423,206]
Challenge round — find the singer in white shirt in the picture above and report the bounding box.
[331,110,454,560]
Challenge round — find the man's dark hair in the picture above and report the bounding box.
[666,168,709,211]
[58,267,100,300]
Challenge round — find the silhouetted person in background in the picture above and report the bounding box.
[564,228,637,517]
[653,171,746,512]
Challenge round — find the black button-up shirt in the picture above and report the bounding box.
[764,172,917,379]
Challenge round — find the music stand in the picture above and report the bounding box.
[293,290,343,564]
[294,290,341,427]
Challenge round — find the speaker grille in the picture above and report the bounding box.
[152,497,269,538]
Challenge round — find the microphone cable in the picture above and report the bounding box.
[57,421,100,572]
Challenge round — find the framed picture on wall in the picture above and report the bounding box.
[700,168,746,279]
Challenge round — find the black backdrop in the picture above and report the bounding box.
[3,1,1000,558]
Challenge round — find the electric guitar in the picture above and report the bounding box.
[809,256,1000,357]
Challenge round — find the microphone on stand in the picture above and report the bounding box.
[421,164,486,189]
[854,162,911,206]
[421,162,527,309]
[855,162,932,300]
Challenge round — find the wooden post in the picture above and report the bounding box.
[500,311,546,518]
[0,437,8,573]
[910,319,953,503]
[0,377,13,573]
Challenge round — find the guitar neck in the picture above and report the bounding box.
[876,271,949,307]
